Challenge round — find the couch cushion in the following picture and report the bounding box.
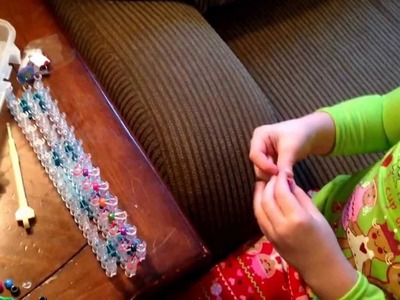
[48,0,277,259]
[208,0,400,190]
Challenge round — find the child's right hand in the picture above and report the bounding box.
[253,173,359,300]
[249,112,336,180]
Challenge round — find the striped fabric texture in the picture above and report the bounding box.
[207,0,400,189]
[48,0,277,258]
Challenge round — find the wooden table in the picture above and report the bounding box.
[0,1,209,299]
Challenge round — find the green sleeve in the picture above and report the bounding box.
[319,88,400,156]
[339,272,386,300]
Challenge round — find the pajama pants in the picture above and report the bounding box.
[184,236,312,300]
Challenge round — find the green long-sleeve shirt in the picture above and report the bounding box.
[314,88,400,299]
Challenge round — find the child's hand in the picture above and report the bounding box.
[249,112,336,181]
[253,173,358,300]
[249,119,314,180]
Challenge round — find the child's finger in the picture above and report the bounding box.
[292,184,320,217]
[252,153,278,175]
[249,139,279,175]
[253,181,273,238]
[261,176,283,232]
[264,155,279,175]
[274,172,303,216]
[254,166,271,182]
[276,151,295,178]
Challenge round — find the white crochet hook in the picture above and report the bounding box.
[7,123,35,228]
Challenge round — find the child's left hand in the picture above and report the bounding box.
[253,173,358,300]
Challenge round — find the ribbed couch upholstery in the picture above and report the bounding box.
[48,0,400,261]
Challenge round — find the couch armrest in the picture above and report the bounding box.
[48,0,277,259]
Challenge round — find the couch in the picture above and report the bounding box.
[48,0,398,274]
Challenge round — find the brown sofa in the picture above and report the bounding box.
[48,0,397,270]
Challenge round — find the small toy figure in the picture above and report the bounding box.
[17,49,50,84]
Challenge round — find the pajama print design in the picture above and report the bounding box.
[188,236,310,300]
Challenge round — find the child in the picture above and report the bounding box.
[182,88,400,299]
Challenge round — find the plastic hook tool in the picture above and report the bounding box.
[7,122,35,228]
